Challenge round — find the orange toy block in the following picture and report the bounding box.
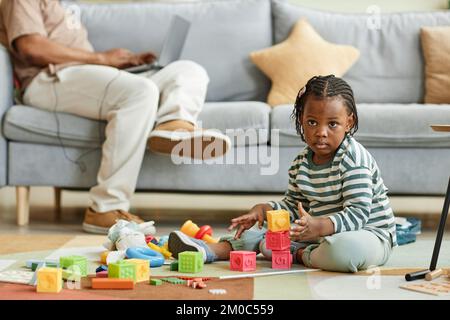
[37,267,63,293]
[91,278,134,290]
[126,259,150,282]
[267,210,290,232]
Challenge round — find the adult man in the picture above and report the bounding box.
[0,0,230,234]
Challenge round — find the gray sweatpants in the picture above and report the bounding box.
[220,223,393,273]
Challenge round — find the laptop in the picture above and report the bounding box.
[124,15,191,73]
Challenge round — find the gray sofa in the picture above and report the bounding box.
[1,0,450,225]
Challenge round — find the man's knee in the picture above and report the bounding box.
[129,77,159,101]
[170,60,209,83]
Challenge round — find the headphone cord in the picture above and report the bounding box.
[52,69,122,173]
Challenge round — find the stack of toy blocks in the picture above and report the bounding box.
[178,251,203,273]
[229,251,256,272]
[266,209,292,269]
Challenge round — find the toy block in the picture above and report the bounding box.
[272,250,292,269]
[96,271,108,278]
[170,261,179,271]
[266,230,290,251]
[60,255,88,276]
[161,277,186,285]
[230,251,256,272]
[108,261,137,283]
[178,251,204,273]
[126,259,150,282]
[267,210,290,232]
[150,278,162,286]
[37,267,63,293]
[91,278,134,290]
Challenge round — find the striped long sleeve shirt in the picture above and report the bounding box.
[269,135,397,248]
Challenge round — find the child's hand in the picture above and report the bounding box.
[290,203,322,241]
[227,203,270,239]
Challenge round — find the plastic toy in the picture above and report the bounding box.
[266,230,290,250]
[91,278,134,290]
[108,260,137,283]
[37,267,63,293]
[178,251,203,273]
[271,250,292,269]
[150,279,162,286]
[267,210,290,232]
[180,220,218,243]
[96,271,108,278]
[60,256,88,276]
[230,251,256,272]
[126,259,150,282]
[125,247,164,268]
[147,241,172,259]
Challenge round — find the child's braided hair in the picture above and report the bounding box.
[292,75,358,142]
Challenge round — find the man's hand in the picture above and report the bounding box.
[227,203,272,239]
[290,202,325,241]
[97,49,156,69]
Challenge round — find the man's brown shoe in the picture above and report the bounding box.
[82,207,144,234]
[148,120,231,159]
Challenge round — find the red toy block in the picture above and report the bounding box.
[266,231,290,251]
[230,251,256,272]
[96,270,108,278]
[271,250,292,269]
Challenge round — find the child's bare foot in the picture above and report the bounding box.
[296,248,305,265]
[208,241,233,260]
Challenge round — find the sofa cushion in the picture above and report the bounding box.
[69,0,272,103]
[421,26,450,104]
[3,102,271,148]
[250,19,359,106]
[271,103,450,147]
[272,0,450,104]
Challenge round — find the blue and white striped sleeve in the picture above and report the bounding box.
[328,166,373,233]
[267,158,309,222]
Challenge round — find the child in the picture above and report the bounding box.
[168,75,397,272]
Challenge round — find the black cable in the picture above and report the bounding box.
[52,69,122,172]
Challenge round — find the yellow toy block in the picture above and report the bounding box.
[267,209,290,232]
[147,242,172,259]
[126,259,150,283]
[37,267,63,293]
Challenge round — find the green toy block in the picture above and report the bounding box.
[160,277,186,284]
[178,251,203,273]
[170,261,179,271]
[108,261,136,283]
[150,279,162,286]
[59,256,88,276]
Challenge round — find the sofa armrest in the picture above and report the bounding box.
[0,45,13,186]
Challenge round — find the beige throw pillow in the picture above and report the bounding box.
[250,19,360,107]
[421,26,450,104]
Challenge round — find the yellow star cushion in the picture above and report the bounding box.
[250,19,360,107]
